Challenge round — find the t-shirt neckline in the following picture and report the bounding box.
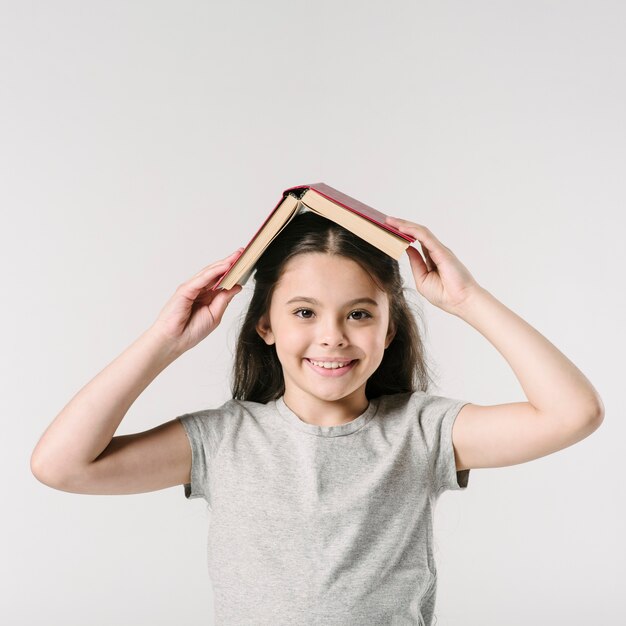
[274,395,379,437]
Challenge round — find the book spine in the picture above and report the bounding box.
[283,183,415,243]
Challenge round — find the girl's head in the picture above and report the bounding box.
[231,211,433,404]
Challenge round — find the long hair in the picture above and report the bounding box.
[231,210,434,403]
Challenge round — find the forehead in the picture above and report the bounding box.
[273,253,386,301]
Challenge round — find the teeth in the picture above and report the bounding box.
[309,360,352,369]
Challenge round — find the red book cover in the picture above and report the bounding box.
[288,182,415,243]
[212,182,415,290]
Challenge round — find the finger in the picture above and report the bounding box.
[180,257,242,300]
[422,246,437,272]
[188,249,244,286]
[405,245,430,287]
[191,248,244,279]
[208,284,241,323]
[385,218,448,266]
[196,281,242,305]
[213,284,242,300]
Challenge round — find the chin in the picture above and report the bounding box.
[316,383,365,401]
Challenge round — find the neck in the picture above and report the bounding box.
[282,387,369,427]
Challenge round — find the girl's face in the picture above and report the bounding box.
[256,253,396,419]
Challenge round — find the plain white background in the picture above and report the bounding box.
[2,1,624,624]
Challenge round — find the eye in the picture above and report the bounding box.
[293,308,314,319]
[349,310,372,321]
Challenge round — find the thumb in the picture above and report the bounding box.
[209,285,242,324]
[406,245,430,288]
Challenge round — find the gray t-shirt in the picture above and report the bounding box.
[177,390,471,626]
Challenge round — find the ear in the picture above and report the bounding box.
[256,314,276,345]
[384,322,396,349]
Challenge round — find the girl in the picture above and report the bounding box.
[31,211,604,625]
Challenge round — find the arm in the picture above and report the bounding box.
[455,287,604,420]
[31,249,243,492]
[30,328,182,485]
[385,216,604,471]
[449,287,604,470]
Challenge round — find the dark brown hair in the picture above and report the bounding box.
[230,210,434,403]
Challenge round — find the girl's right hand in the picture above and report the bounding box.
[150,249,244,355]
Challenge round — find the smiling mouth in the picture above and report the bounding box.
[306,359,356,369]
[304,359,359,377]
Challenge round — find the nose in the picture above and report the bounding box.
[318,317,348,347]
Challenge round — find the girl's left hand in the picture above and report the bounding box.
[385,216,483,316]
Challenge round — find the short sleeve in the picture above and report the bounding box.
[418,394,472,497]
[177,409,222,504]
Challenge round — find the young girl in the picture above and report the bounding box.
[31,211,604,625]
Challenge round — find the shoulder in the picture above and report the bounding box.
[177,398,275,454]
[376,390,468,432]
[377,390,464,413]
[178,397,274,429]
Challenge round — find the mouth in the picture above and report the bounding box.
[304,358,358,377]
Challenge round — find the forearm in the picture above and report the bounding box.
[454,287,604,423]
[31,326,182,479]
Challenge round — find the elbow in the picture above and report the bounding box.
[590,408,604,430]
[30,448,44,480]
[30,451,52,486]
[31,449,89,492]
[577,390,605,428]
[589,394,605,426]
[565,397,605,440]
[30,450,64,489]
[582,399,605,434]
[31,438,53,484]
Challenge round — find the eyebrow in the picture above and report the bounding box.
[285,297,379,307]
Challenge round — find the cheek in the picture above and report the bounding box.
[360,324,389,344]
[275,324,307,350]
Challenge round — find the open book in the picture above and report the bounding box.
[212,182,416,290]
